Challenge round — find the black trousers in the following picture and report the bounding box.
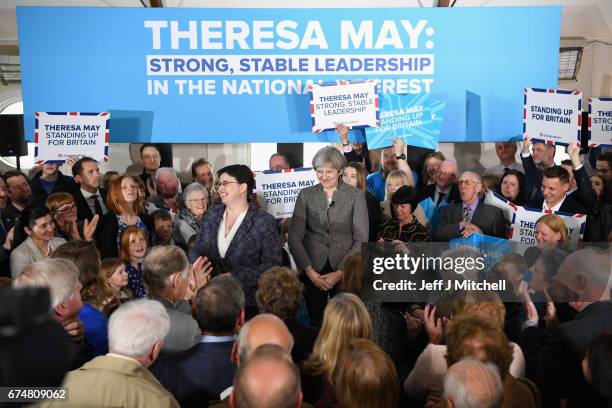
[301,260,336,327]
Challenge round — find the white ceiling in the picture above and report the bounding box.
[0,0,611,45]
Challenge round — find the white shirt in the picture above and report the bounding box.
[217,208,248,258]
[81,187,107,215]
[543,195,566,212]
[483,162,524,177]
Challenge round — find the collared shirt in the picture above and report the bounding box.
[543,195,566,212]
[462,199,479,222]
[483,162,524,177]
[433,186,452,207]
[200,334,237,344]
[217,208,247,258]
[81,187,107,215]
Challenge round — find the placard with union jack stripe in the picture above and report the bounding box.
[34,112,110,164]
[523,88,581,147]
[587,97,612,147]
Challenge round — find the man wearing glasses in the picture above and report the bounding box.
[433,171,507,241]
[139,144,162,199]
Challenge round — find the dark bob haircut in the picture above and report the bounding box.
[217,164,255,199]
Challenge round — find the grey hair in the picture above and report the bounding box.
[108,299,170,357]
[459,171,482,184]
[443,358,503,408]
[143,246,190,294]
[153,167,182,192]
[183,181,209,202]
[13,259,80,309]
[237,314,294,363]
[312,146,346,172]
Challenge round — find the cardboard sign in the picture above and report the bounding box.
[254,168,318,218]
[309,80,379,132]
[35,112,109,163]
[511,207,586,248]
[588,98,612,147]
[365,92,444,149]
[523,88,582,146]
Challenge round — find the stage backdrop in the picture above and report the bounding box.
[17,6,560,144]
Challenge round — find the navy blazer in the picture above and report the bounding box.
[189,203,282,307]
[525,194,587,215]
[150,340,236,408]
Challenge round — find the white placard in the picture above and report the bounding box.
[35,112,109,163]
[309,80,379,133]
[523,88,582,146]
[254,168,318,219]
[588,98,612,147]
[484,191,517,237]
[510,207,586,248]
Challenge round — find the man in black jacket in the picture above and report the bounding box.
[71,157,107,222]
[525,166,587,214]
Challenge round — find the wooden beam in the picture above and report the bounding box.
[149,0,164,7]
[436,0,452,6]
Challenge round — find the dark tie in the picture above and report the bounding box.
[91,194,104,217]
[436,192,446,207]
[462,206,472,223]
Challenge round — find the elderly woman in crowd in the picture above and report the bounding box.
[289,146,368,326]
[301,293,373,405]
[535,214,569,249]
[342,162,381,242]
[46,192,98,242]
[98,175,151,258]
[498,169,526,206]
[174,182,209,247]
[189,164,282,318]
[378,185,431,243]
[10,206,66,278]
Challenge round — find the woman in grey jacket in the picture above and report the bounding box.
[289,147,368,326]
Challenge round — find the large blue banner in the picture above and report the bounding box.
[17,7,560,143]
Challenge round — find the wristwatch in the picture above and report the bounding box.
[395,153,406,160]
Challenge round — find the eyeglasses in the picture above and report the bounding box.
[458,180,481,186]
[188,198,208,203]
[54,203,76,213]
[219,181,240,187]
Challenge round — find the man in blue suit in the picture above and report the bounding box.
[150,274,245,408]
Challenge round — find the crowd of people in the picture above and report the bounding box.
[0,138,611,408]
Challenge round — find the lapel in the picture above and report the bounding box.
[75,189,94,219]
[470,200,487,226]
[204,205,224,260]
[225,204,256,258]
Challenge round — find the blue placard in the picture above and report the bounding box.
[365,93,444,149]
[17,6,560,143]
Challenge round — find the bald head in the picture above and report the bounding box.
[237,313,293,364]
[444,358,502,408]
[436,160,458,189]
[231,344,301,408]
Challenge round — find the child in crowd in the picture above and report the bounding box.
[118,225,149,298]
[100,258,132,314]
